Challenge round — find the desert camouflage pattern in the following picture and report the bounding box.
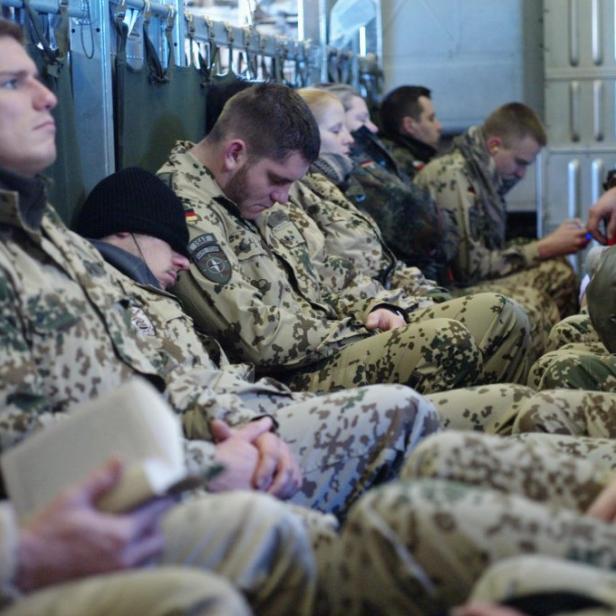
[287,171,531,385]
[527,341,613,390]
[161,141,486,394]
[425,383,535,434]
[293,169,441,300]
[587,245,616,353]
[512,387,616,440]
[415,126,578,317]
[0,181,445,516]
[545,311,600,352]
[460,277,562,362]
[332,431,616,615]
[96,263,445,515]
[469,555,616,616]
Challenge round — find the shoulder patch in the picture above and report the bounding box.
[188,233,232,285]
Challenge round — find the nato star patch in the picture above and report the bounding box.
[188,233,232,285]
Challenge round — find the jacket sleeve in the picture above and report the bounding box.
[416,166,541,284]
[172,194,367,371]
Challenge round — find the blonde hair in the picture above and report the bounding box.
[298,88,344,126]
[483,102,547,147]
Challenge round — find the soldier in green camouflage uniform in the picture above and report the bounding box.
[162,85,494,395]
[379,85,441,181]
[318,83,449,283]
[70,167,442,517]
[331,431,616,615]
[415,103,584,320]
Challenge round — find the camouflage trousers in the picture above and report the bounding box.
[425,383,535,433]
[267,385,441,516]
[405,293,530,384]
[469,555,616,616]
[528,341,614,390]
[332,431,616,615]
[545,311,598,352]
[284,293,530,394]
[512,387,616,439]
[458,264,567,362]
[2,569,250,616]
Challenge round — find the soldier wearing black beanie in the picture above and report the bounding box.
[74,167,189,258]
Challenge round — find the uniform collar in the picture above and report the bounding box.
[168,140,254,225]
[0,167,47,233]
[389,132,437,163]
[87,239,162,289]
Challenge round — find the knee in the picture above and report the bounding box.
[400,431,473,480]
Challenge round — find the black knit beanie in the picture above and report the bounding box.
[74,167,189,257]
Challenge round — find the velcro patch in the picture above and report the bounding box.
[188,233,232,285]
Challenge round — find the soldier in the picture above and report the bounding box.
[332,430,616,615]
[323,88,558,358]
[293,87,537,375]
[0,18,326,614]
[72,166,441,516]
[319,83,449,282]
[0,459,253,616]
[415,102,583,319]
[379,84,442,180]
[160,83,493,395]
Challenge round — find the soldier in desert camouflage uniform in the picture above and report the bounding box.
[332,430,616,615]
[294,88,547,371]
[320,87,560,359]
[379,85,441,181]
[318,83,449,283]
[71,166,441,517]
[415,102,583,321]
[0,18,320,616]
[162,83,493,395]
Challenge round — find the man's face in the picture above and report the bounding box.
[345,95,378,134]
[134,235,190,289]
[404,96,441,148]
[225,152,309,220]
[0,37,57,177]
[490,135,541,181]
[318,100,353,156]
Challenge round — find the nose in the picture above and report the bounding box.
[342,128,354,146]
[173,253,190,271]
[271,186,290,204]
[435,120,442,132]
[33,79,57,111]
[366,119,378,134]
[515,166,527,179]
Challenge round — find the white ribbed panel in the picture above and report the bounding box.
[567,159,581,218]
[593,79,604,140]
[592,0,603,65]
[569,81,581,140]
[569,0,580,66]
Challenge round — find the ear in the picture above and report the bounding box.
[485,136,503,156]
[401,115,418,137]
[222,139,248,173]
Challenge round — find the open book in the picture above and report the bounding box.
[2,378,204,518]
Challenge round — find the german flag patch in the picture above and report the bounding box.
[185,208,198,222]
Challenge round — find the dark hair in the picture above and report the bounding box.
[0,18,24,43]
[208,83,321,164]
[380,85,431,137]
[483,102,547,147]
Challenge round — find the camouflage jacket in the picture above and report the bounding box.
[380,134,437,181]
[0,170,276,457]
[347,127,449,283]
[159,141,406,375]
[415,126,541,286]
[293,164,441,306]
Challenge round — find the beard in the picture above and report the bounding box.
[225,164,251,208]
